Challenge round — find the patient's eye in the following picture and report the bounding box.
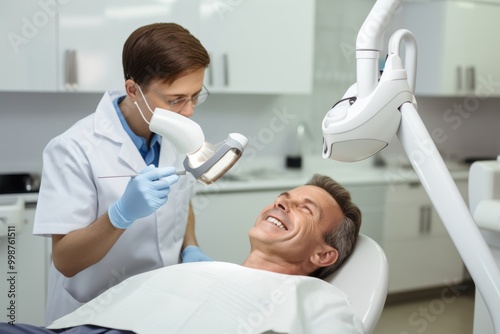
[301,205,313,214]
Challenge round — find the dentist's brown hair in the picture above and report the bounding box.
[122,22,210,86]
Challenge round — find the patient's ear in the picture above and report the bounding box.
[310,246,339,268]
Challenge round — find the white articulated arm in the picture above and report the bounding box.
[356,0,403,98]
[322,0,500,331]
[398,103,500,334]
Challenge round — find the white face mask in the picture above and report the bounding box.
[134,84,154,125]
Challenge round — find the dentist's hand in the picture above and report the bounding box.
[108,165,180,229]
[181,246,213,263]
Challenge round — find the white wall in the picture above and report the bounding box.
[0,92,102,173]
[1,0,500,176]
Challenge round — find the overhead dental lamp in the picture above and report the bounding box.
[149,108,248,185]
[322,0,500,332]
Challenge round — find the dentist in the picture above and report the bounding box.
[33,23,212,324]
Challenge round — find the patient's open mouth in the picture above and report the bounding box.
[266,216,288,230]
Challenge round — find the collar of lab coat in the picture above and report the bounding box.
[94,90,149,172]
[94,90,181,173]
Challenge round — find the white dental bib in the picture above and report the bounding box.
[49,262,362,334]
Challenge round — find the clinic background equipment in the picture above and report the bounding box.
[149,108,248,185]
[469,158,500,334]
[321,0,500,332]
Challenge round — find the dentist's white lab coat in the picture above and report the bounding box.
[33,90,196,325]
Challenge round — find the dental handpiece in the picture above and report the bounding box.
[98,170,186,179]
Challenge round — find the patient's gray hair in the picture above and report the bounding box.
[306,174,362,279]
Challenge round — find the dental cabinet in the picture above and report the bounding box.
[194,172,469,294]
[388,0,500,97]
[0,0,314,94]
[57,0,200,92]
[383,180,468,293]
[197,0,315,94]
[0,1,194,92]
[0,194,49,325]
[0,2,58,92]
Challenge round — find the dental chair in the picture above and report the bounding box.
[325,234,389,334]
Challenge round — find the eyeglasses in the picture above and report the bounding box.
[146,85,209,112]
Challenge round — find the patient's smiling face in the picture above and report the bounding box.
[248,185,343,265]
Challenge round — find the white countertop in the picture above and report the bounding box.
[0,156,471,199]
[0,192,38,205]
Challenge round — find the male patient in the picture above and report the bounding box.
[1,174,363,334]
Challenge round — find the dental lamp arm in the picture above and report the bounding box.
[398,102,500,333]
[323,0,500,330]
[356,0,403,97]
[388,29,417,93]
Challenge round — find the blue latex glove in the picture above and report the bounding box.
[181,246,213,263]
[108,165,180,229]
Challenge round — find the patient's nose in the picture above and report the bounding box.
[275,198,289,212]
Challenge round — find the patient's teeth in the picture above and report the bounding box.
[266,216,287,230]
